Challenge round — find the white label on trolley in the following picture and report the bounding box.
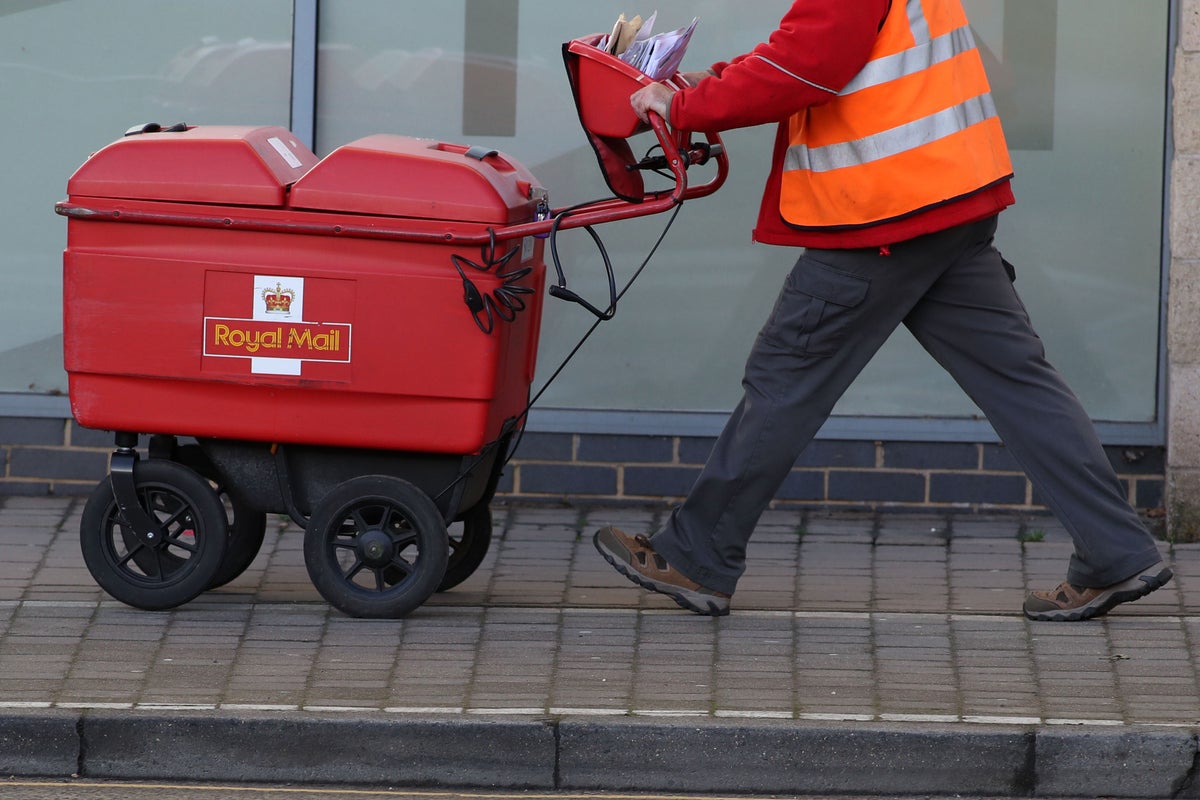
[522,236,534,262]
[252,274,304,375]
[267,136,304,169]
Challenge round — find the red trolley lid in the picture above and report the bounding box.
[65,125,319,207]
[288,134,541,224]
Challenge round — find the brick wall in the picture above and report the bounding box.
[499,432,1165,516]
[0,419,110,496]
[6,417,1163,521]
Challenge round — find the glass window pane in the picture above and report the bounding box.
[2,0,292,394]
[314,0,1166,424]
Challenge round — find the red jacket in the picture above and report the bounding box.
[669,0,1014,249]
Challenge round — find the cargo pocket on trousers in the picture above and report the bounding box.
[761,257,870,358]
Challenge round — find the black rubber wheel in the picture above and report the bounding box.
[437,503,492,592]
[80,459,229,611]
[303,475,448,618]
[174,445,267,589]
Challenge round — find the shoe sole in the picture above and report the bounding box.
[593,536,730,617]
[1024,565,1173,622]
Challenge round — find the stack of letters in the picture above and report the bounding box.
[595,11,698,80]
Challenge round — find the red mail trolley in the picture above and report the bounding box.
[56,37,728,618]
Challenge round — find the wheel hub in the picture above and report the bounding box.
[357,529,394,567]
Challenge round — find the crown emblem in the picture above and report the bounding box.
[261,282,296,314]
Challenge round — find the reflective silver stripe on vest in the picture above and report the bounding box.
[839,24,978,95]
[784,93,998,174]
[908,0,931,46]
[839,0,974,96]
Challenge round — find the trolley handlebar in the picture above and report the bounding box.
[501,112,728,242]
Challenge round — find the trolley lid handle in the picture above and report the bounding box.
[464,145,500,161]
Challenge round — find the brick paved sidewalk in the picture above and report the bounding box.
[1,495,1198,795]
[1,495,1194,722]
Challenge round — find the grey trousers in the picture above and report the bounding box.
[650,216,1163,595]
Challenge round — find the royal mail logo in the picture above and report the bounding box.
[202,274,353,377]
[204,319,351,360]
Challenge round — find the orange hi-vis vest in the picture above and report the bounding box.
[779,0,1014,231]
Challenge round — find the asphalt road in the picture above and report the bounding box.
[0,783,1116,800]
[0,784,824,800]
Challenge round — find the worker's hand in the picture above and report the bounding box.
[631,82,675,125]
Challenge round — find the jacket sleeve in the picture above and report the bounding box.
[670,0,890,133]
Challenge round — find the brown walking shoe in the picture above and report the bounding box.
[593,525,731,616]
[1023,561,1173,622]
